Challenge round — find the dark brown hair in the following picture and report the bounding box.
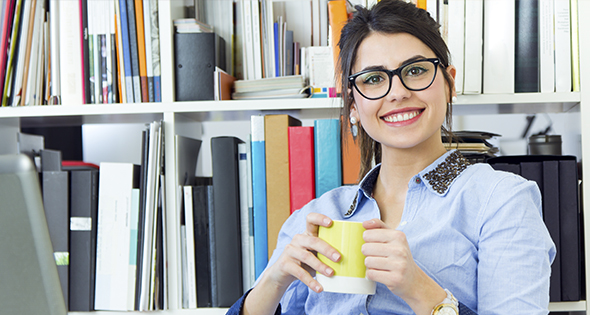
[338,0,455,180]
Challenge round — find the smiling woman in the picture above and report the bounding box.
[225,1,556,315]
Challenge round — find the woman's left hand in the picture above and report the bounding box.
[361,219,420,298]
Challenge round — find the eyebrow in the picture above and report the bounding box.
[356,55,429,73]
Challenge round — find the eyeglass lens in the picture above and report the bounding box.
[353,60,437,99]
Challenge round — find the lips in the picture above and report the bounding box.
[382,109,424,123]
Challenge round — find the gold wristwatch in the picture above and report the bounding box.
[431,289,459,315]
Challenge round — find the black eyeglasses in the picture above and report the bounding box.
[348,58,441,100]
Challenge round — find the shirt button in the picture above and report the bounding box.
[415,177,421,184]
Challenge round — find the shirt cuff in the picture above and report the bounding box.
[225,288,281,315]
[458,301,477,315]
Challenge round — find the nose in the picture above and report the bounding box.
[385,74,411,102]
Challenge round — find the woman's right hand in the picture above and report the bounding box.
[263,212,342,293]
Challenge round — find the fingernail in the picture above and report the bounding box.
[326,267,333,276]
[315,285,322,292]
[332,253,340,261]
[323,218,330,225]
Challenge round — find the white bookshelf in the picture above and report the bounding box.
[1,0,589,313]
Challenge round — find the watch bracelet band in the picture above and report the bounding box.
[431,289,459,315]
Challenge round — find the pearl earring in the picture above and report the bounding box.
[451,96,458,103]
[350,116,358,138]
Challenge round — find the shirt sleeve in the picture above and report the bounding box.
[224,289,281,315]
[476,174,556,314]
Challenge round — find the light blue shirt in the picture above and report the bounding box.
[264,150,555,315]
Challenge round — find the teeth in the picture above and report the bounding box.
[384,110,420,123]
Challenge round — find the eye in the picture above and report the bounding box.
[404,64,429,77]
[359,71,387,85]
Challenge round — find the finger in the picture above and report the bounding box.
[280,254,325,293]
[305,213,333,236]
[363,228,406,243]
[291,233,341,263]
[362,218,389,230]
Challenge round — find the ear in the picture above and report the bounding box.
[349,102,359,122]
[445,65,458,100]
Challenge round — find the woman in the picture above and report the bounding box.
[227,1,555,314]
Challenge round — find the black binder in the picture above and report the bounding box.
[174,32,226,101]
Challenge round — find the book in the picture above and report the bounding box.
[203,0,234,76]
[515,0,540,93]
[288,126,315,214]
[117,0,133,103]
[148,0,161,102]
[570,0,580,91]
[9,0,32,106]
[327,0,347,81]
[482,0,515,94]
[67,167,99,312]
[250,0,263,80]
[539,0,555,93]
[0,0,17,102]
[80,0,91,104]
[542,160,561,302]
[265,114,301,258]
[133,0,148,102]
[210,136,245,307]
[341,118,361,185]
[174,32,226,101]
[446,0,464,95]
[59,0,84,105]
[238,142,255,291]
[87,0,98,103]
[128,187,140,310]
[142,0,154,102]
[554,0,572,93]
[126,0,142,102]
[94,162,140,311]
[1,0,23,106]
[558,159,581,301]
[182,186,198,308]
[191,183,214,307]
[314,119,342,197]
[250,115,268,278]
[214,66,236,101]
[41,169,69,308]
[18,0,38,106]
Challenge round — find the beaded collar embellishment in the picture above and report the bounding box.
[423,151,471,194]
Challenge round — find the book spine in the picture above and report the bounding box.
[265,115,301,259]
[542,160,561,302]
[482,0,515,94]
[288,126,315,214]
[462,0,482,94]
[238,142,254,292]
[554,0,572,92]
[250,0,262,80]
[126,0,142,102]
[42,171,70,308]
[341,116,361,185]
[193,185,213,307]
[134,0,148,102]
[2,0,23,107]
[68,169,98,311]
[250,115,268,278]
[210,136,245,307]
[142,0,154,102]
[539,0,555,92]
[559,159,581,301]
[182,186,197,308]
[114,0,126,103]
[515,0,540,93]
[314,119,342,197]
[327,0,347,78]
[446,0,464,95]
[570,0,580,91]
[148,0,160,102]
[127,188,140,310]
[80,0,91,103]
[0,0,17,102]
[118,0,135,103]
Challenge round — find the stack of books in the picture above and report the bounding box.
[232,75,310,100]
[443,130,500,163]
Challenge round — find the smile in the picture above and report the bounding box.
[382,110,423,123]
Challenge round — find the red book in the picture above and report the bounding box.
[288,126,315,214]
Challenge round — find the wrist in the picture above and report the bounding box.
[431,289,459,315]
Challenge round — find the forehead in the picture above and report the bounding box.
[353,32,435,71]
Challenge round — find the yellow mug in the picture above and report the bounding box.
[316,220,376,294]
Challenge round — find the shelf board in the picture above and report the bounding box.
[548,300,587,312]
[0,92,580,126]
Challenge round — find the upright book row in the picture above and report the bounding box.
[0,0,161,107]
[36,121,167,312]
[435,0,580,95]
[178,114,361,308]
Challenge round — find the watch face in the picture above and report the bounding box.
[438,306,458,315]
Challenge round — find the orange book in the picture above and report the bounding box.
[328,0,348,93]
[341,117,361,185]
[134,0,148,102]
[417,0,426,10]
[265,114,301,258]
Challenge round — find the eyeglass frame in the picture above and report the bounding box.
[348,58,442,100]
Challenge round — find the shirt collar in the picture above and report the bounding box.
[345,150,471,217]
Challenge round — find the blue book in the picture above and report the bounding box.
[314,119,342,197]
[274,22,279,77]
[118,0,134,104]
[250,115,268,278]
